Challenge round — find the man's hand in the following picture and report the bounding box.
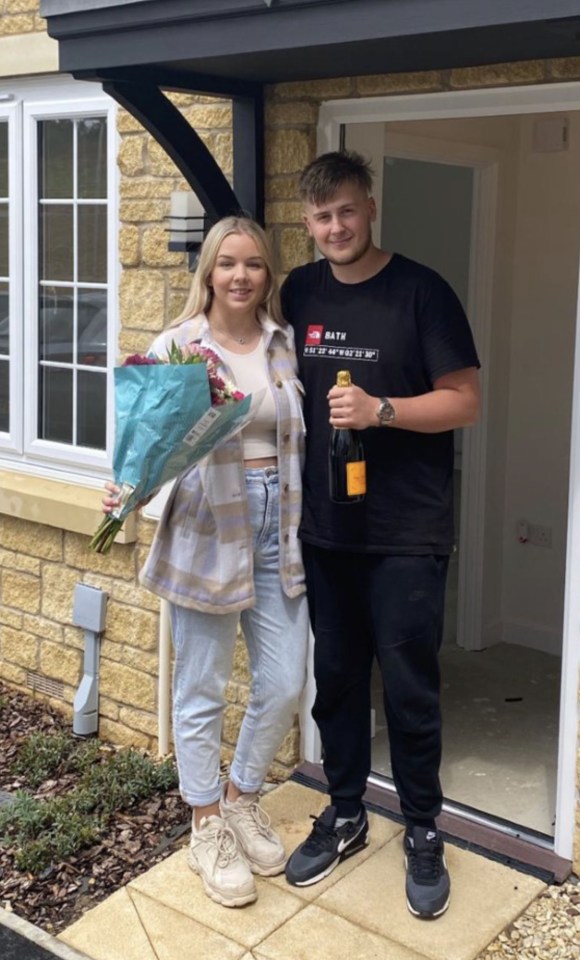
[326,366,480,433]
[327,384,379,430]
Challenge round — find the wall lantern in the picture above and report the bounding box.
[167,190,208,271]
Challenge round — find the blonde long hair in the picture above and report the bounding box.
[170,216,285,328]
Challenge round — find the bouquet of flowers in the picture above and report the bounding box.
[89,341,251,554]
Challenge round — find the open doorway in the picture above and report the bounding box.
[342,108,577,840]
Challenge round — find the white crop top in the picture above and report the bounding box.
[220,337,277,459]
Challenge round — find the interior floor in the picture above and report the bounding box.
[371,641,560,836]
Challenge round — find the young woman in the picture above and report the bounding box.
[104,217,308,908]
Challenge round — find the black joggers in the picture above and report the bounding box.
[303,543,449,824]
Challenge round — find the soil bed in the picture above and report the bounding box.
[0,681,190,935]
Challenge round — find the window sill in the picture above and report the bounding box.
[0,471,137,543]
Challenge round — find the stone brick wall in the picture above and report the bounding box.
[0,0,46,36]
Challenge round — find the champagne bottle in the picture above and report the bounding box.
[329,370,366,503]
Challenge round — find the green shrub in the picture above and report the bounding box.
[0,731,178,874]
[12,731,75,788]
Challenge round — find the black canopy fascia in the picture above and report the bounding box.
[40,0,580,225]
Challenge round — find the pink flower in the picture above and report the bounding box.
[123,354,159,366]
[183,342,221,370]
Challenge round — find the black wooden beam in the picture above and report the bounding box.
[75,66,261,100]
[102,81,241,222]
[232,92,265,226]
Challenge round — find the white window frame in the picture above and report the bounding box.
[0,97,22,455]
[0,75,118,482]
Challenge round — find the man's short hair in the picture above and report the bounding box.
[299,150,374,205]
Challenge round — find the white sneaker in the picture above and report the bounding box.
[188,814,257,907]
[220,786,287,876]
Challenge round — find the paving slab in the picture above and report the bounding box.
[128,848,303,951]
[253,903,430,960]
[317,832,546,960]
[59,886,250,960]
[58,889,158,960]
[130,889,246,960]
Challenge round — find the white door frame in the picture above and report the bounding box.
[301,81,580,861]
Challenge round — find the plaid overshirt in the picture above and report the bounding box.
[139,313,306,613]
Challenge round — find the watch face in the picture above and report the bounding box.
[378,398,395,424]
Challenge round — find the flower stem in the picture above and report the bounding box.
[89,516,124,554]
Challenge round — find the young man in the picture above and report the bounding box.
[282,151,480,919]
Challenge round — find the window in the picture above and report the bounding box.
[0,77,117,479]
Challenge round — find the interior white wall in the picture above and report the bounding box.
[500,112,580,655]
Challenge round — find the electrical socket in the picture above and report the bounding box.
[528,523,552,548]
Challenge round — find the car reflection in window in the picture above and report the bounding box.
[0,290,108,449]
[39,289,107,367]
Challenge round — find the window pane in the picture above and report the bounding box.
[0,281,8,356]
[39,205,73,281]
[78,369,106,449]
[39,286,74,364]
[78,205,107,283]
[78,289,107,368]
[0,121,7,197]
[0,358,8,433]
[78,118,107,199]
[39,365,72,443]
[39,120,73,199]
[0,203,7,277]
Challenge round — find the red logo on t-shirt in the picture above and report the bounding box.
[305,325,324,345]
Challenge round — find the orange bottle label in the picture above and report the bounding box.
[346,460,366,496]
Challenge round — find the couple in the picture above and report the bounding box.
[105,150,480,917]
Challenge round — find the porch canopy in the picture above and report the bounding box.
[40,0,580,223]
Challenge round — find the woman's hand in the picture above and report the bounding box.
[102,481,121,515]
[102,481,154,515]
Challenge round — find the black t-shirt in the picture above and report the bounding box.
[281,253,480,554]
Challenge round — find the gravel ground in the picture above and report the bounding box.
[476,879,580,959]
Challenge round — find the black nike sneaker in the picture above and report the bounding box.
[404,825,450,918]
[285,805,368,886]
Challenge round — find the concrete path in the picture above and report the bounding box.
[54,781,546,960]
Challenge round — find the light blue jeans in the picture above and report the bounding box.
[170,467,308,807]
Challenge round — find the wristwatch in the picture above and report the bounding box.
[376,396,395,426]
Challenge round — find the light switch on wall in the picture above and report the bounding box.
[533,117,569,153]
